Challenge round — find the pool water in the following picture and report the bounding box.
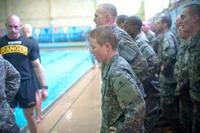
[14,49,93,129]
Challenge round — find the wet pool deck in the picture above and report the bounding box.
[25,66,101,133]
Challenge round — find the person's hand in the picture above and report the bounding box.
[160,64,164,71]
[109,126,116,133]
[41,89,48,100]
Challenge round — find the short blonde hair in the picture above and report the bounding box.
[89,25,118,50]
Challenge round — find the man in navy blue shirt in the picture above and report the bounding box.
[0,15,48,133]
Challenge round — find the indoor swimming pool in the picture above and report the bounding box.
[14,48,93,129]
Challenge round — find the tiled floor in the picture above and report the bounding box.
[36,66,101,133]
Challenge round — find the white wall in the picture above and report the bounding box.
[144,0,170,20]
[97,0,141,16]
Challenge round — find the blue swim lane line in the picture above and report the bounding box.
[14,49,93,129]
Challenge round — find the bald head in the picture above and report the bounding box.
[6,15,22,39]
[22,24,33,38]
[6,15,21,24]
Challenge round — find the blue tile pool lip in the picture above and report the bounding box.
[15,49,93,129]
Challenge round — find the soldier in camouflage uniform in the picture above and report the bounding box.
[124,16,160,133]
[124,16,159,83]
[171,15,182,47]
[151,32,163,55]
[0,55,20,133]
[179,3,200,132]
[94,3,148,97]
[89,25,146,133]
[141,22,156,46]
[155,15,179,131]
[116,15,128,30]
[174,27,192,133]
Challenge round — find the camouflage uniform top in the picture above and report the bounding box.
[0,55,20,130]
[188,31,200,101]
[101,55,146,133]
[171,26,181,47]
[151,33,163,55]
[134,32,159,79]
[174,39,190,95]
[144,30,156,45]
[113,26,148,83]
[157,30,177,79]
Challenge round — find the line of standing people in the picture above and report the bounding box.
[176,3,200,133]
[90,2,200,133]
[0,2,199,133]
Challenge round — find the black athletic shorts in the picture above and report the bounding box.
[32,69,41,90]
[10,78,37,108]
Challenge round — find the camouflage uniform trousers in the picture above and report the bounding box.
[159,74,179,129]
[191,99,200,133]
[0,101,20,133]
[0,125,19,133]
[101,104,146,133]
[143,80,160,133]
[179,82,193,133]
